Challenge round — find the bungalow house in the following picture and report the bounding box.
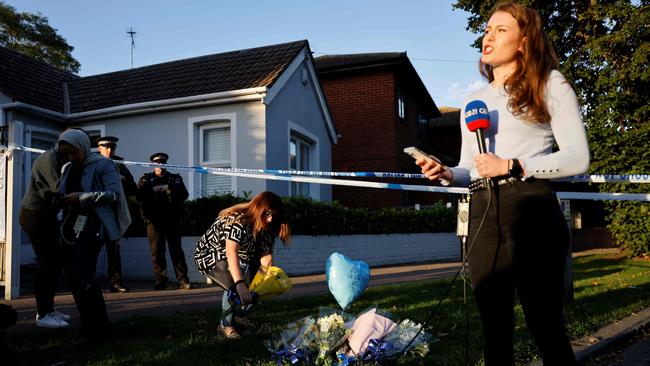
[314,52,446,208]
[0,40,337,298]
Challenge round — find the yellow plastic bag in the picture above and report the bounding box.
[249,265,292,301]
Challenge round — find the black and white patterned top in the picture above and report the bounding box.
[194,212,275,275]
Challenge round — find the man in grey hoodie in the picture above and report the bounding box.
[19,140,71,329]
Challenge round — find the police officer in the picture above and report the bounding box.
[137,152,192,290]
[96,136,137,293]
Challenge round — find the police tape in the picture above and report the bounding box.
[119,159,470,194]
[3,145,649,201]
[118,160,650,201]
[553,175,650,184]
[556,191,650,201]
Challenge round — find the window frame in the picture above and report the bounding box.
[397,88,406,120]
[199,121,232,196]
[23,126,61,192]
[287,121,319,199]
[188,113,237,200]
[289,134,312,197]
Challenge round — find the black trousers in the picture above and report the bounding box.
[63,233,112,340]
[146,222,189,283]
[19,207,63,317]
[104,240,123,285]
[467,179,575,366]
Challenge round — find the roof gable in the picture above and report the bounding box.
[314,52,439,117]
[67,40,308,113]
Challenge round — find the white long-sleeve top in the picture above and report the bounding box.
[449,70,590,187]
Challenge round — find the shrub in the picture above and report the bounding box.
[182,193,455,236]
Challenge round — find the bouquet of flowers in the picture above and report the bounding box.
[345,308,396,358]
[265,316,319,364]
[266,309,353,366]
[382,319,432,358]
[267,308,432,365]
[316,311,352,365]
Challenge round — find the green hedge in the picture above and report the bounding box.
[280,196,455,236]
[125,193,456,237]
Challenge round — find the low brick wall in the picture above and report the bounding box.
[97,233,460,283]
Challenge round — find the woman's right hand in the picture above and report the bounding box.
[417,158,452,181]
[236,282,253,305]
[55,192,81,205]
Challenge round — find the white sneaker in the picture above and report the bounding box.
[51,310,71,321]
[36,313,70,328]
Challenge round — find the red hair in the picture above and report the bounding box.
[480,1,559,123]
[219,191,291,245]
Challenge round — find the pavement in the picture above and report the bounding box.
[2,250,649,365]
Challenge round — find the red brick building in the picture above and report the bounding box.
[428,107,461,165]
[315,53,453,208]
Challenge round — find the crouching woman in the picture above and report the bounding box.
[194,191,290,339]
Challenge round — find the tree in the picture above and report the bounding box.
[452,0,649,255]
[0,1,79,73]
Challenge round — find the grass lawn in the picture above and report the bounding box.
[7,252,650,365]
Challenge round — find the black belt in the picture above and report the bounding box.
[468,177,519,194]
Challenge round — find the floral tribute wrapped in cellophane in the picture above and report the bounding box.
[249,265,292,302]
[266,307,433,365]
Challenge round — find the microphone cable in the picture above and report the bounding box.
[390,189,493,364]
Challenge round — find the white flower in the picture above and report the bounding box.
[317,313,345,333]
[383,319,431,357]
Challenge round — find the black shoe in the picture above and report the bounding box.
[153,280,168,290]
[178,280,192,290]
[110,283,129,293]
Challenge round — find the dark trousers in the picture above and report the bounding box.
[105,240,123,285]
[19,207,63,317]
[63,234,112,340]
[467,180,576,366]
[146,222,189,283]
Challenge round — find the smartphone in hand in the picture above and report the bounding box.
[403,147,448,170]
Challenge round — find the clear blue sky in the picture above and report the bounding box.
[12,0,487,107]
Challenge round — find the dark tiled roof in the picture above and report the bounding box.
[0,46,77,112]
[430,106,460,127]
[67,40,308,113]
[313,53,406,72]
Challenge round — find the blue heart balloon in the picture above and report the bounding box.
[326,252,370,309]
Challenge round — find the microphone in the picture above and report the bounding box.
[464,100,491,191]
[464,100,490,154]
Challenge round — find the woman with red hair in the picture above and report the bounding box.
[417,2,588,364]
[194,191,291,339]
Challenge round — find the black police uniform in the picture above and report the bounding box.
[96,136,137,293]
[105,156,137,291]
[137,157,190,289]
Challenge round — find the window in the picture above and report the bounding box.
[27,130,58,186]
[289,135,311,197]
[200,123,231,196]
[417,113,429,142]
[397,88,406,120]
[83,129,102,151]
[30,130,58,151]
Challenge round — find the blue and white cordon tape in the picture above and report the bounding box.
[2,145,649,202]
